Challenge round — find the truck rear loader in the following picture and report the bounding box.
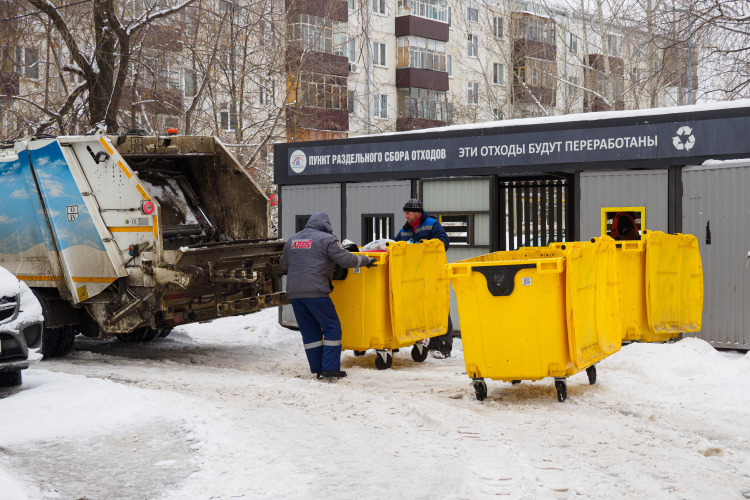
[0,131,287,357]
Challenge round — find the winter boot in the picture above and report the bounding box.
[318,370,348,379]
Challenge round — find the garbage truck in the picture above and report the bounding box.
[0,131,287,357]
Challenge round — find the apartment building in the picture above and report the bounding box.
[0,0,695,146]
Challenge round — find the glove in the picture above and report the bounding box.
[364,257,377,268]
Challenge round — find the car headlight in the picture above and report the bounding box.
[0,294,18,323]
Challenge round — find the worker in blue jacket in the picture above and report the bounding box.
[394,198,453,358]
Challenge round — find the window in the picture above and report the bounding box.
[631,67,642,84]
[296,71,348,110]
[520,15,555,45]
[220,109,236,131]
[569,33,578,54]
[493,108,503,120]
[295,215,311,232]
[373,41,387,66]
[348,90,356,114]
[493,62,505,85]
[397,0,449,22]
[447,5,452,26]
[396,36,446,72]
[468,34,478,57]
[373,94,388,118]
[348,38,356,62]
[23,48,39,79]
[260,78,275,105]
[397,88,452,122]
[467,6,478,22]
[447,54,453,77]
[493,16,503,38]
[290,14,347,56]
[437,213,473,245]
[11,47,39,79]
[362,214,393,243]
[467,81,479,104]
[514,57,556,89]
[607,35,620,56]
[373,0,386,14]
[348,0,354,9]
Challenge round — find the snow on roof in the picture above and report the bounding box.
[355,100,750,140]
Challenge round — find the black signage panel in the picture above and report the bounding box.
[276,106,750,185]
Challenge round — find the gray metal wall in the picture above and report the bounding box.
[422,178,492,332]
[579,170,669,239]
[280,183,342,239]
[279,183,342,328]
[682,160,750,349]
[345,181,411,246]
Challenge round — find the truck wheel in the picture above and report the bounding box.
[42,326,76,359]
[0,370,22,387]
[57,326,77,357]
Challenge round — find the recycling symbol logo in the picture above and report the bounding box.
[672,126,696,151]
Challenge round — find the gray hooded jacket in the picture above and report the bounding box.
[280,212,370,298]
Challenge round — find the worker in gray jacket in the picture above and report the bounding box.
[280,212,376,379]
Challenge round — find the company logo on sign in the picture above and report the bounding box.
[291,239,312,249]
[290,150,307,173]
[66,205,79,222]
[672,126,696,151]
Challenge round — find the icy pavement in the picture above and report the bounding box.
[1,308,750,499]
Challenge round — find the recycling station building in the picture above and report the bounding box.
[274,100,750,349]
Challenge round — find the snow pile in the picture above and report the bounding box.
[0,308,749,499]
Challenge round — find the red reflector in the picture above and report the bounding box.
[167,128,178,135]
[269,194,278,206]
[141,200,155,215]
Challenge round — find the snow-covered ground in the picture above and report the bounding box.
[1,307,749,499]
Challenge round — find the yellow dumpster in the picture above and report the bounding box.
[330,239,450,369]
[643,231,703,338]
[615,230,703,343]
[448,237,622,402]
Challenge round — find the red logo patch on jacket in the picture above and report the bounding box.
[291,239,312,249]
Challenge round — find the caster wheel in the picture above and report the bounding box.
[586,365,597,385]
[353,350,367,356]
[411,343,429,362]
[374,352,393,370]
[511,380,521,385]
[473,379,487,401]
[555,378,567,402]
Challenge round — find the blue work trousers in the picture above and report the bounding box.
[290,297,344,374]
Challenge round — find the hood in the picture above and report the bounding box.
[306,212,333,234]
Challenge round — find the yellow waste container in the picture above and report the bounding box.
[448,237,622,402]
[330,239,450,369]
[614,230,703,343]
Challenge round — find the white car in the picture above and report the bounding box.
[0,267,43,387]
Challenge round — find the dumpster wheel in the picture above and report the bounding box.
[586,365,597,385]
[473,378,487,401]
[411,342,429,362]
[554,378,567,402]
[353,350,367,356]
[374,350,393,370]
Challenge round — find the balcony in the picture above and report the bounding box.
[396,68,448,91]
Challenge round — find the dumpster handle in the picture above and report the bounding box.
[536,259,564,273]
[620,241,643,252]
[449,264,471,277]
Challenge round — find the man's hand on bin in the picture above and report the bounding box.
[365,257,378,268]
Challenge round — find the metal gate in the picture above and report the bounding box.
[498,176,572,251]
